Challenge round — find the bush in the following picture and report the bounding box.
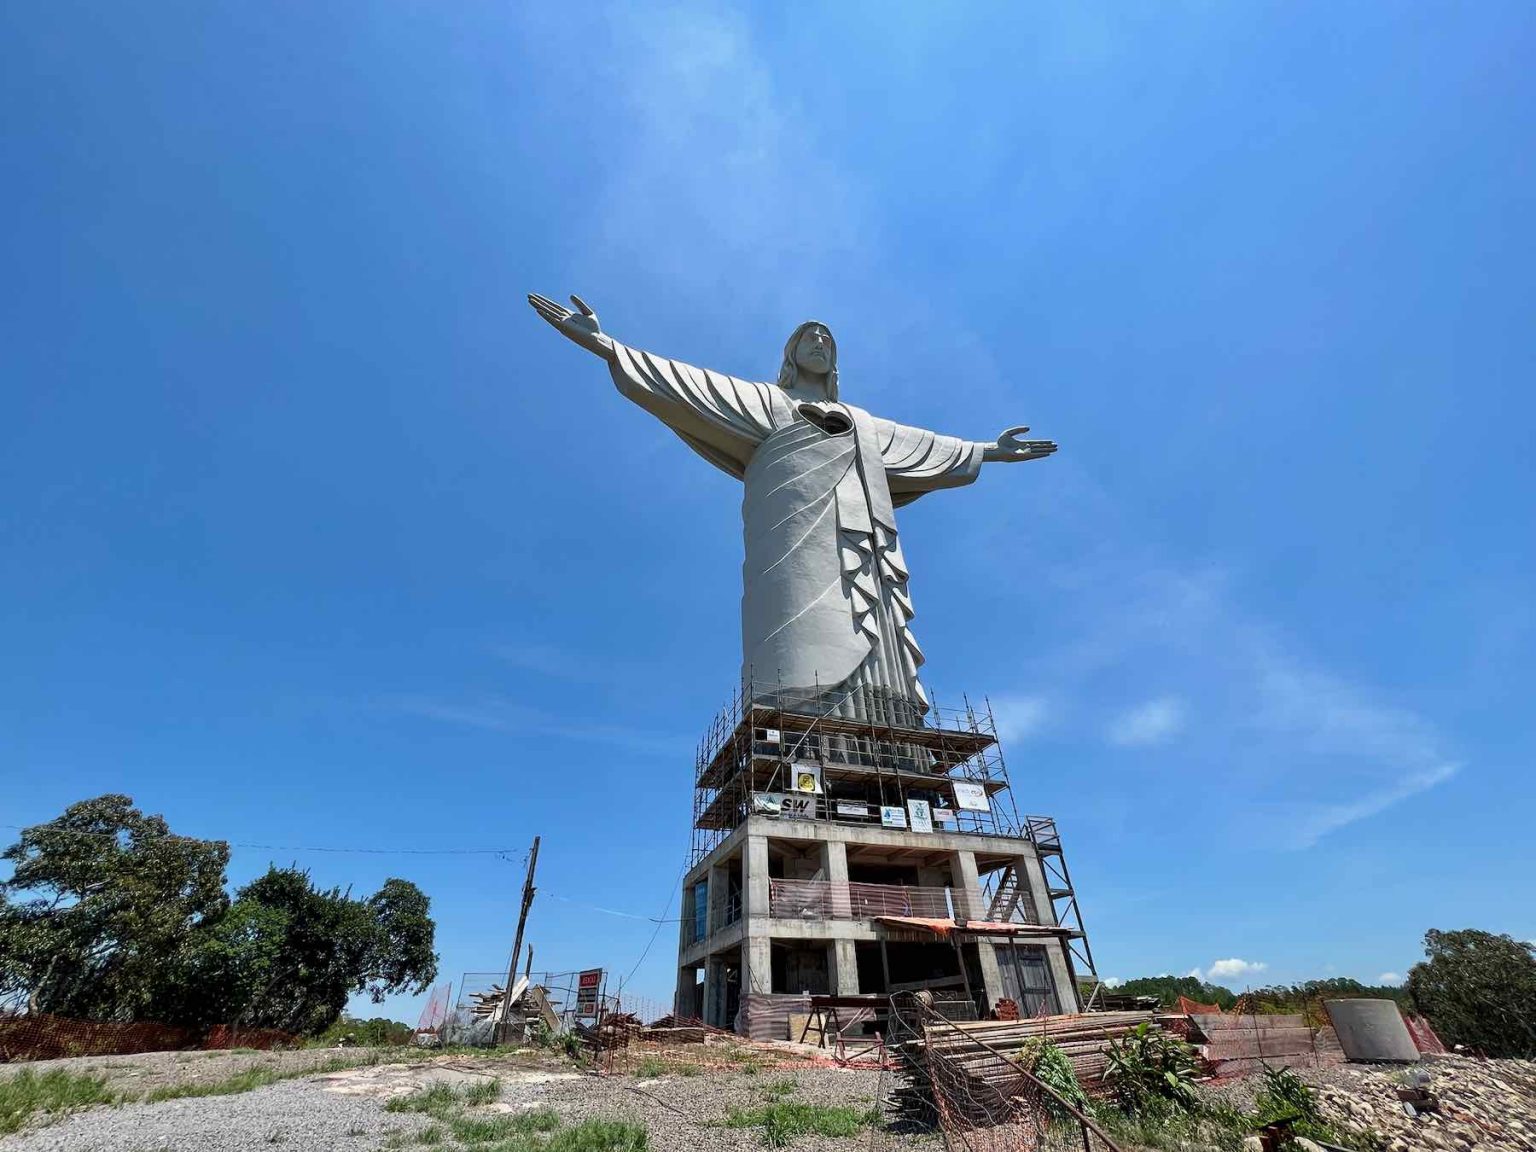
[1018,1039,1094,1120]
[316,1016,413,1047]
[1102,1022,1200,1115]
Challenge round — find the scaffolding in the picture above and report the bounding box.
[690,678,1023,864]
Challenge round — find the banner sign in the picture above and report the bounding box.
[750,792,784,815]
[836,801,870,818]
[908,798,933,834]
[791,764,823,794]
[953,782,991,812]
[880,805,908,829]
[575,968,603,1018]
[781,795,816,820]
[932,806,957,824]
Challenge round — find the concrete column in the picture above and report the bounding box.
[1018,851,1079,1013]
[950,849,985,922]
[951,849,1004,1011]
[831,939,860,994]
[674,880,694,1018]
[741,934,773,999]
[822,839,851,919]
[746,834,771,920]
[708,862,729,935]
[701,957,721,1027]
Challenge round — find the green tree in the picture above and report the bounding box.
[1,796,438,1036]
[0,795,229,1019]
[1407,928,1536,1058]
[158,866,438,1035]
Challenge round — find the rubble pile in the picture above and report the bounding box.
[1311,1056,1536,1152]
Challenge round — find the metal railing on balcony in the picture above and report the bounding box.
[767,878,1000,923]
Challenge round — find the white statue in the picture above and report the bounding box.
[529,294,1056,724]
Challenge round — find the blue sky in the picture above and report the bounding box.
[3,2,1534,1018]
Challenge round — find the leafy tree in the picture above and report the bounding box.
[0,795,229,1018]
[1407,928,1536,1058]
[1109,975,1237,1009]
[317,1015,414,1046]
[1,796,438,1036]
[157,866,438,1034]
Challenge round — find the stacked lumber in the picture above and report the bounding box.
[1188,1013,1331,1076]
[919,1011,1155,1096]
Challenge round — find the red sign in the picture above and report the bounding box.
[575,968,603,1018]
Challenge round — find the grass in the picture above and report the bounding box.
[384,1084,643,1152]
[631,1056,699,1079]
[463,1077,503,1106]
[759,1077,798,1101]
[724,1102,880,1147]
[0,1068,116,1135]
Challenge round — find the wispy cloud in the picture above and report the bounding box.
[386,694,689,759]
[988,501,1464,848]
[1377,972,1403,985]
[991,693,1051,743]
[1107,696,1185,747]
[1290,762,1460,849]
[582,5,868,318]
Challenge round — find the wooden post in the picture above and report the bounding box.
[496,835,540,1045]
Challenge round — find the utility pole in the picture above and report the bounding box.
[495,835,540,1045]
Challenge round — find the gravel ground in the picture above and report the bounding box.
[0,1049,393,1101]
[0,1055,915,1152]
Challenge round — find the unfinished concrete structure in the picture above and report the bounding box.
[675,684,1098,1031]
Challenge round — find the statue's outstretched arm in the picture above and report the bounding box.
[982,425,1058,463]
[528,293,617,363]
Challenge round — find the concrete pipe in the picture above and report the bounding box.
[1324,998,1420,1062]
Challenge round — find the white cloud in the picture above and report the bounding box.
[1185,967,1205,980]
[1107,696,1185,747]
[1101,977,1125,988]
[1377,972,1403,986]
[1206,958,1268,982]
[991,693,1050,743]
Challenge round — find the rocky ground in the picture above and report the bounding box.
[0,1048,899,1152]
[1307,1055,1536,1152]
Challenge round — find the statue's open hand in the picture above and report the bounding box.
[984,425,1058,463]
[528,292,614,360]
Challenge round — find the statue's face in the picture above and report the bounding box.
[793,325,833,376]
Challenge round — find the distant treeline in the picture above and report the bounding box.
[1100,929,1536,1061]
[1102,974,1412,1012]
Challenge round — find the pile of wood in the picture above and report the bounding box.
[917,1010,1157,1096]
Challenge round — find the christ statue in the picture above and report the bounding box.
[529,293,1057,726]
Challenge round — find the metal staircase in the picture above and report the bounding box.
[1022,816,1104,1009]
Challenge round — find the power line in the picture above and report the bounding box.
[0,823,520,857]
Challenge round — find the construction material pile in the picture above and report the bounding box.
[918,1010,1156,1094]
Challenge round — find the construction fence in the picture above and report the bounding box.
[0,1012,296,1063]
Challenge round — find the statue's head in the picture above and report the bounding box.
[777,321,838,400]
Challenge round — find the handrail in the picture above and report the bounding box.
[767,878,992,922]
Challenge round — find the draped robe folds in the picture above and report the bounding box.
[609,341,986,723]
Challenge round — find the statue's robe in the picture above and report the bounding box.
[609,343,985,723]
